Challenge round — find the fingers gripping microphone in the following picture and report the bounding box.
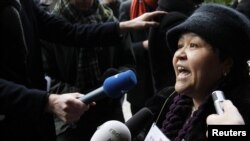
[79,70,137,104]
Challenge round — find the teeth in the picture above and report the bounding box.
[177,66,185,71]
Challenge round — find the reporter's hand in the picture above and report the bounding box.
[206,100,244,125]
[206,100,244,137]
[47,93,94,123]
[119,11,167,32]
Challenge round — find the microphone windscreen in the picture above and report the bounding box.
[103,70,137,98]
[90,120,131,141]
[125,107,154,138]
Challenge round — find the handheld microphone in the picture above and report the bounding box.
[90,120,131,141]
[90,107,153,141]
[125,107,154,138]
[79,70,137,104]
[212,90,225,115]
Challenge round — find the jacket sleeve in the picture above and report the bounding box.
[34,2,122,47]
[0,78,49,122]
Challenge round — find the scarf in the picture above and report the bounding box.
[161,94,193,140]
[130,0,157,19]
[161,94,214,141]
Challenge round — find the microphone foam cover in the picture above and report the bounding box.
[90,120,131,141]
[125,107,154,138]
[103,70,137,98]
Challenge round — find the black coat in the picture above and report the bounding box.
[0,0,123,140]
[119,0,155,114]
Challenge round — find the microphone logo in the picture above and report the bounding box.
[90,120,131,141]
[109,128,127,140]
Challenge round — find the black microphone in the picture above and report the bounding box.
[79,70,137,104]
[125,107,154,138]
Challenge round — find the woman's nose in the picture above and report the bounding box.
[174,47,187,60]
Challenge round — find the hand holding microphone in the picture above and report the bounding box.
[70,70,137,128]
[207,100,245,125]
[47,93,91,124]
[206,91,245,137]
[79,70,137,104]
[210,90,244,124]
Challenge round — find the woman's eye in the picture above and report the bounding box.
[190,43,198,48]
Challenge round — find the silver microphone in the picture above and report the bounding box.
[212,90,225,115]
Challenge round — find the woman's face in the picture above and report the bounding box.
[70,0,94,11]
[172,32,228,99]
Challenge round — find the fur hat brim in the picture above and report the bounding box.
[166,3,250,62]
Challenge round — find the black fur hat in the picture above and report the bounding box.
[157,0,204,15]
[166,3,250,62]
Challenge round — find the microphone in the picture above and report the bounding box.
[90,120,131,141]
[212,90,225,115]
[79,70,137,104]
[125,107,154,138]
[90,107,154,141]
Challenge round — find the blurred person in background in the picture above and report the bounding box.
[41,0,136,140]
[231,0,250,19]
[119,0,158,115]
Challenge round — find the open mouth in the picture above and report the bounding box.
[176,65,191,79]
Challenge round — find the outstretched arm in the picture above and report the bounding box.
[119,11,167,32]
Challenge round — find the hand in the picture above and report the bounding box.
[206,100,244,125]
[119,11,167,32]
[46,93,95,123]
[206,100,244,137]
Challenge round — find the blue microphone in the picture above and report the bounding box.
[79,70,137,104]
